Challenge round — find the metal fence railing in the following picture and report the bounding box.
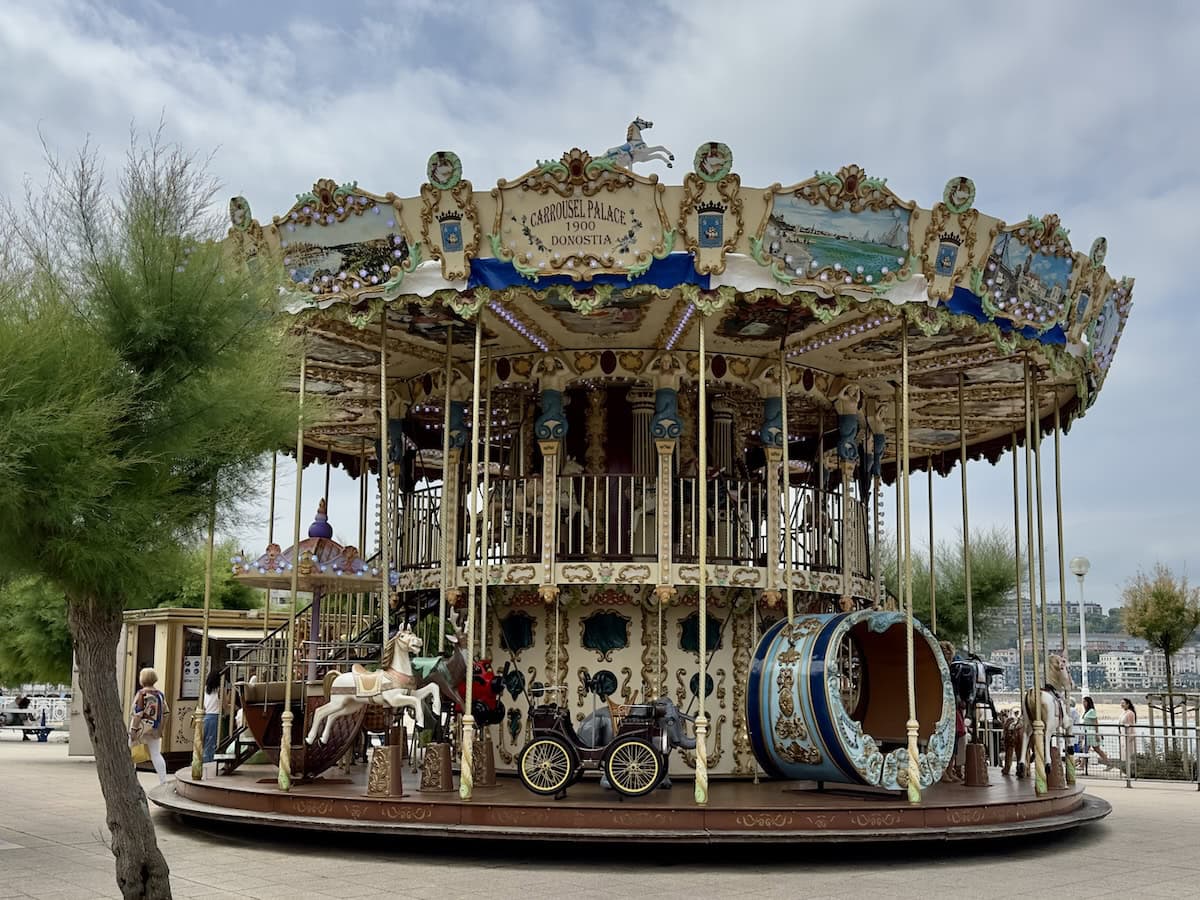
[971,718,1200,789]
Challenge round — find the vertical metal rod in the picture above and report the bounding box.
[893,386,902,605]
[265,454,278,641]
[928,458,936,635]
[460,315,484,801]
[279,350,306,792]
[480,349,493,658]
[1054,395,1069,660]
[696,318,710,806]
[901,318,921,803]
[438,326,454,653]
[379,313,392,657]
[1033,372,1051,671]
[960,373,973,655]
[1024,355,1047,794]
[191,489,217,781]
[1012,430,1026,698]
[780,353,793,623]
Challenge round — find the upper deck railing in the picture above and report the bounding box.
[396,474,871,582]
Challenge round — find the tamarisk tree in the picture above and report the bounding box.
[0,132,295,899]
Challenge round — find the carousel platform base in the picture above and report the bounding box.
[151,765,1109,844]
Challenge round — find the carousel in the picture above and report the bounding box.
[151,121,1130,841]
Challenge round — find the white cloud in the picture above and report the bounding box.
[2,0,1197,609]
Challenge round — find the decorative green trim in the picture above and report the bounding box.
[690,284,736,317]
[443,286,489,320]
[333,181,359,202]
[568,283,612,315]
[535,159,569,178]
[863,176,888,192]
[584,156,620,177]
[814,170,842,189]
[294,190,318,206]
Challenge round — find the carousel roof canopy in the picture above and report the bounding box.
[226,132,1132,474]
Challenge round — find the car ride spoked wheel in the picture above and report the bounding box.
[604,738,664,798]
[518,737,576,796]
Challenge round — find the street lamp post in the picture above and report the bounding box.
[1070,556,1091,695]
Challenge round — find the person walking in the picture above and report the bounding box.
[1081,696,1112,768]
[129,668,169,784]
[202,671,222,764]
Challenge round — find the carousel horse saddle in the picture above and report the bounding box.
[349,666,410,697]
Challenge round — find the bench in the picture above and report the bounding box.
[0,712,54,741]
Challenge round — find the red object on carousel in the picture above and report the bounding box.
[453,659,506,726]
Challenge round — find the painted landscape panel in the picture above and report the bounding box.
[764,194,911,280]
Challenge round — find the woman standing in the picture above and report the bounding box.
[202,671,223,763]
[129,668,169,784]
[1119,697,1137,773]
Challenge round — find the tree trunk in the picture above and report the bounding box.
[68,597,173,900]
[1165,650,1176,735]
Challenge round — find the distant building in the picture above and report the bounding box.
[1100,651,1146,691]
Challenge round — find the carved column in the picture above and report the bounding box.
[442,446,463,593]
[764,447,783,598]
[585,387,607,549]
[731,600,754,775]
[627,385,655,475]
[654,439,676,590]
[539,440,560,589]
[585,388,606,474]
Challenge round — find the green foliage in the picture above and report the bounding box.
[881,527,1020,647]
[140,540,263,611]
[0,132,300,608]
[0,576,73,684]
[1122,564,1200,689]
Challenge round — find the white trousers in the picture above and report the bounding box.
[131,736,168,784]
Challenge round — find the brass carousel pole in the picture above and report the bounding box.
[901,318,921,803]
[191,487,217,781]
[779,351,793,624]
[928,458,936,635]
[439,326,454,653]
[1032,371,1051,673]
[1012,430,1026,699]
[379,314,392,657]
[480,350,493,658]
[460,314,484,801]
[264,454,278,642]
[893,386,902,605]
[960,374,974,655]
[1024,356,1047,794]
[358,440,367,637]
[1053,394,1069,659]
[279,351,306,792]
[695,315,710,807]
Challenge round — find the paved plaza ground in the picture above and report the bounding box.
[1,735,1197,899]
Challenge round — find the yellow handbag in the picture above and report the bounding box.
[131,743,151,765]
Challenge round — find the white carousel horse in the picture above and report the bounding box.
[603,117,674,169]
[305,627,441,745]
[1016,652,1075,779]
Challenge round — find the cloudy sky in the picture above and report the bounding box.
[2,0,1197,613]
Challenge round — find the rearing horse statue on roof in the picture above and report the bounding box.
[603,117,674,169]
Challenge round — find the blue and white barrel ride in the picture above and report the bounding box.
[747,610,954,792]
